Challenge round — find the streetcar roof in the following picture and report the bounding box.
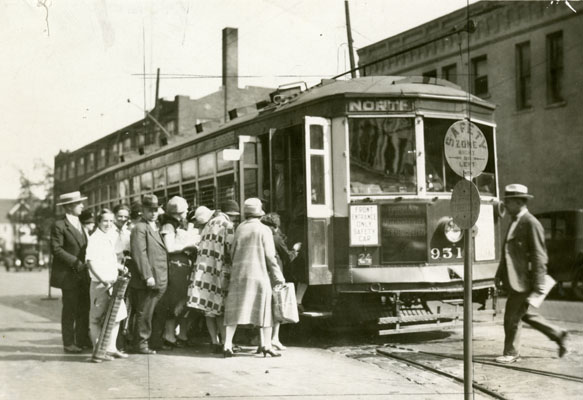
[266,76,496,112]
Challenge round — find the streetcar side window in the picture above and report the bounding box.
[348,117,416,195]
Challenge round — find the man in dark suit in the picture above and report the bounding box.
[50,191,91,353]
[130,194,168,354]
[495,184,568,363]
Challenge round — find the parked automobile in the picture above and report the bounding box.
[5,243,44,272]
[535,210,583,300]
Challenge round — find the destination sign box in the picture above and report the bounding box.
[347,99,414,113]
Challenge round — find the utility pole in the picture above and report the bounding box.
[344,0,357,78]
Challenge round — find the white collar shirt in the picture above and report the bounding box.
[66,214,82,232]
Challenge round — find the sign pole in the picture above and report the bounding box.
[463,228,473,399]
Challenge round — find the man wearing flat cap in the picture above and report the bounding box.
[130,194,168,354]
[50,191,91,353]
[495,184,568,363]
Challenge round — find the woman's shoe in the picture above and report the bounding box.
[223,348,235,358]
[261,347,282,358]
[272,342,286,351]
[255,346,262,354]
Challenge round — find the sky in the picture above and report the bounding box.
[0,0,477,199]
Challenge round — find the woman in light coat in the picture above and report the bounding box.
[223,198,285,357]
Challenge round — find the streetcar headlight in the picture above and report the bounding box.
[444,219,463,243]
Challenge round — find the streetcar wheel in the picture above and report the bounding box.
[572,267,583,301]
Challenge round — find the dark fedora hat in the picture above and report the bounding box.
[504,184,534,199]
[142,194,160,210]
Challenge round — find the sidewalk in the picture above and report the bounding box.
[0,270,492,400]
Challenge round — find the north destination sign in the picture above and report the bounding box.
[347,99,414,113]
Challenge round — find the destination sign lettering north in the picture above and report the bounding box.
[347,99,414,112]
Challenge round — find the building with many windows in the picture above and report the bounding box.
[357,1,583,212]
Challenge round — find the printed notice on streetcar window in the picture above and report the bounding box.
[350,204,380,247]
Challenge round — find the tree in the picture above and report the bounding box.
[17,159,54,243]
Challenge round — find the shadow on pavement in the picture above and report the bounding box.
[0,295,61,323]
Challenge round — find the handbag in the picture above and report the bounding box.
[272,282,299,324]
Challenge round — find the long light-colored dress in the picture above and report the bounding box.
[186,212,234,316]
[224,218,284,327]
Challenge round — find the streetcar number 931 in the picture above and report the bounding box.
[430,247,462,260]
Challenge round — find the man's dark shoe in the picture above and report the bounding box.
[137,347,157,355]
[558,331,569,358]
[64,344,82,353]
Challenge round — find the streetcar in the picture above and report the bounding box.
[81,76,501,333]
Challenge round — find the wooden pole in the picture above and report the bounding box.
[344,0,357,78]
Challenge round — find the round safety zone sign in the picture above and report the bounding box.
[444,120,488,179]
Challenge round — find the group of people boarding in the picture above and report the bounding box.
[50,191,301,363]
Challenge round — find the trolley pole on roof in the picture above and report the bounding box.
[344,0,357,78]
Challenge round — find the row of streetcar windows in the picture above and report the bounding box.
[348,117,496,196]
[84,143,260,215]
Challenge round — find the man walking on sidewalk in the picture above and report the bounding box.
[495,184,568,364]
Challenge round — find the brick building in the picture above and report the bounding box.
[357,1,583,212]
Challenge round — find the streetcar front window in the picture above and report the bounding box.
[348,117,416,195]
[424,118,497,196]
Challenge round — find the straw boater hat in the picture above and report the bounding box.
[56,191,87,206]
[503,184,534,199]
[243,197,265,217]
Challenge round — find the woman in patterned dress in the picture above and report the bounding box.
[186,200,239,352]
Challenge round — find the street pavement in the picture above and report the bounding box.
[0,268,581,399]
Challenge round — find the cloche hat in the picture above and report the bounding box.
[166,196,188,215]
[243,197,265,217]
[56,191,87,206]
[191,206,214,225]
[221,199,240,216]
[503,184,533,199]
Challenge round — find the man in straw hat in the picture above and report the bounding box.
[494,184,568,363]
[50,191,91,353]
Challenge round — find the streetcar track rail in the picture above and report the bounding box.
[376,347,509,400]
[379,344,583,383]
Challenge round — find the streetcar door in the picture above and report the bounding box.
[304,116,333,285]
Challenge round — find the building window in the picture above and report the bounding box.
[516,42,531,110]
[123,136,132,152]
[422,69,437,80]
[546,31,564,104]
[471,56,488,97]
[442,63,457,85]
